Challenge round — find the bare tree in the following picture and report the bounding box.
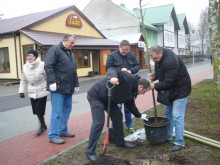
[186,22,196,53]
[209,0,220,94]
[198,7,209,55]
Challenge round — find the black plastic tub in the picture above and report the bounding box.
[143,117,169,143]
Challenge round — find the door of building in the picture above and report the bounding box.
[22,45,34,64]
[100,49,111,75]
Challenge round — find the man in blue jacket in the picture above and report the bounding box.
[106,40,141,133]
[148,45,191,152]
[86,68,150,161]
[44,34,79,144]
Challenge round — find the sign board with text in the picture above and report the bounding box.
[66,14,82,28]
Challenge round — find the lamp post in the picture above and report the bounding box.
[0,14,4,19]
[192,30,195,67]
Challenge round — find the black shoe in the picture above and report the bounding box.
[116,142,136,149]
[35,124,47,136]
[36,115,47,136]
[168,145,185,152]
[86,154,97,161]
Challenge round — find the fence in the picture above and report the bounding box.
[178,55,205,64]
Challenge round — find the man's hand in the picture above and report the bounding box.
[148,73,155,80]
[49,83,57,91]
[121,68,131,74]
[75,87,79,91]
[141,114,148,121]
[121,68,127,72]
[110,77,119,85]
[19,93,25,98]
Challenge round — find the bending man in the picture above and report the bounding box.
[86,68,150,161]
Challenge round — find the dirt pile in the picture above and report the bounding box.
[85,155,131,165]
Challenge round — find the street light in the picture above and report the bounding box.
[192,30,195,67]
[0,14,4,19]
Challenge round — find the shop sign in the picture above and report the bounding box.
[138,41,145,48]
[138,41,146,52]
[66,14,82,28]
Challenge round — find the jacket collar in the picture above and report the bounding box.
[26,58,40,69]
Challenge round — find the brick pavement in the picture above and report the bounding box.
[0,63,213,165]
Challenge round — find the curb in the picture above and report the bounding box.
[2,81,20,86]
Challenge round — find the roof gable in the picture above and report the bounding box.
[177,14,189,34]
[133,4,180,30]
[0,6,69,35]
[0,5,104,37]
[83,0,158,31]
[83,0,139,29]
[108,33,144,44]
[117,3,159,31]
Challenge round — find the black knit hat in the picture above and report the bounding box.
[27,49,38,58]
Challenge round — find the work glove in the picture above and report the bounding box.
[121,68,131,74]
[141,114,148,121]
[75,87,79,91]
[148,73,155,80]
[19,93,25,98]
[49,83,57,91]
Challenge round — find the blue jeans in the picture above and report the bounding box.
[48,92,72,139]
[118,103,132,128]
[164,97,188,146]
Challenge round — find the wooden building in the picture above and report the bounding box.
[0,5,119,79]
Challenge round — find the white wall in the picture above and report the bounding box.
[83,0,140,36]
[164,17,175,48]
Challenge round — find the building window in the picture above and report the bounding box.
[73,50,90,68]
[0,47,10,73]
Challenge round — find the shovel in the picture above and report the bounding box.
[103,81,115,155]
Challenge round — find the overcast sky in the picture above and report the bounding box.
[0,0,208,26]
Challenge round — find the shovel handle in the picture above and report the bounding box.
[106,81,115,90]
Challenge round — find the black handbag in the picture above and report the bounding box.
[157,90,171,106]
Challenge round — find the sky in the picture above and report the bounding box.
[0,0,208,26]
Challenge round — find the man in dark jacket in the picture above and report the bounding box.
[44,34,79,144]
[86,68,150,161]
[106,40,141,133]
[148,45,191,152]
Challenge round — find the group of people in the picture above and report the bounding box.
[18,34,191,162]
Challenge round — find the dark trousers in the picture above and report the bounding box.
[87,95,124,155]
[30,96,47,116]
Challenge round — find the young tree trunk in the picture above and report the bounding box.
[209,0,220,94]
[139,0,158,121]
